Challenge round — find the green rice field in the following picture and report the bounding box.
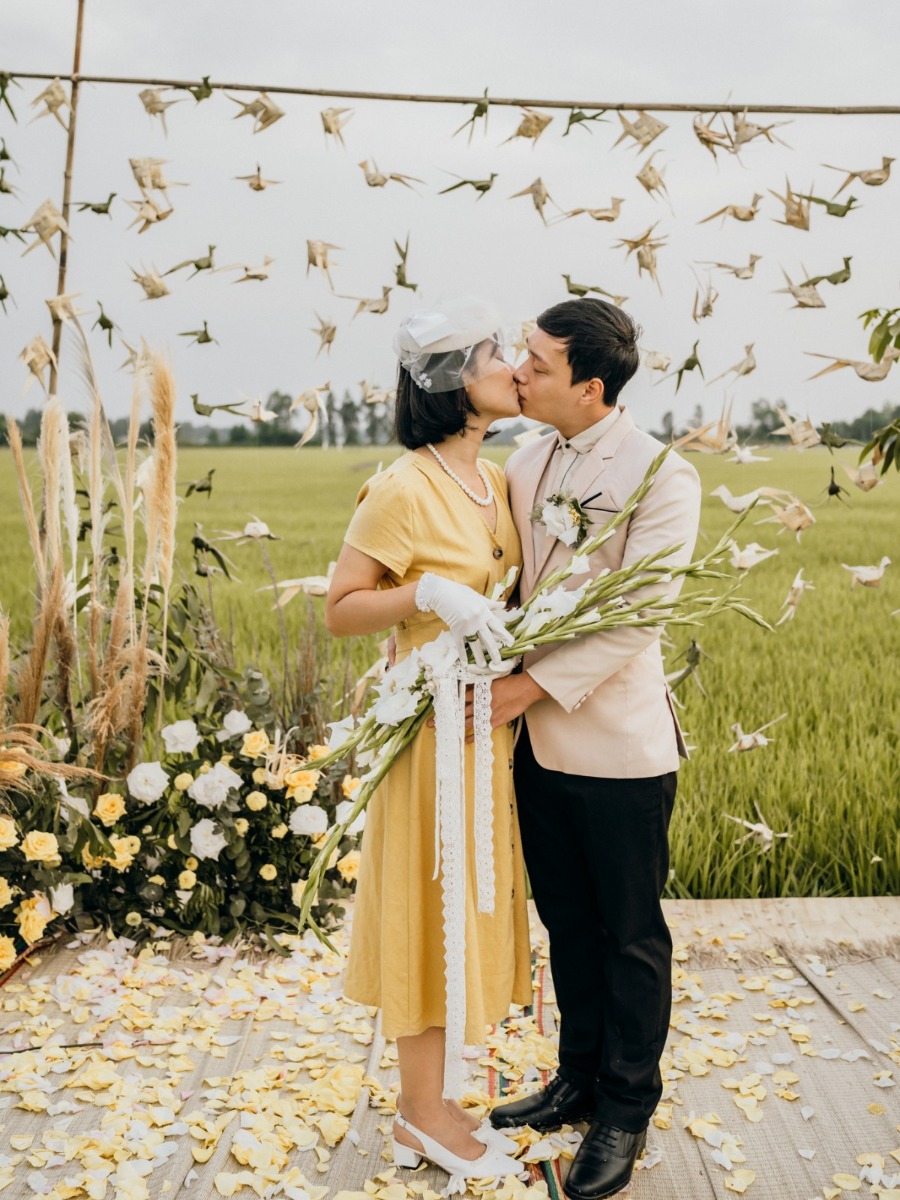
[2,443,897,899]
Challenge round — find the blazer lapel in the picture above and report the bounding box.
[530,407,636,586]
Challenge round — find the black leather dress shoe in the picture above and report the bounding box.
[489,1075,597,1133]
[563,1120,647,1200]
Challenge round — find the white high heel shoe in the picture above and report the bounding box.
[392,1111,523,1179]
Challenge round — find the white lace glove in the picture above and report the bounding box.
[415,572,515,668]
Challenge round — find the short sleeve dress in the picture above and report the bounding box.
[340,451,533,1041]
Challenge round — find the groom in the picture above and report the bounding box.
[483,299,701,1199]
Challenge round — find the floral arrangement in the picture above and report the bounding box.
[297,449,770,941]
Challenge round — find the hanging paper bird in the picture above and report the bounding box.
[697,254,762,280]
[311,313,337,357]
[129,157,187,204]
[727,108,791,152]
[841,556,891,589]
[562,275,628,305]
[0,272,13,314]
[805,347,900,382]
[727,540,778,570]
[503,107,553,145]
[723,802,791,851]
[177,75,213,103]
[560,197,625,223]
[771,406,821,449]
[19,198,69,258]
[0,72,22,121]
[774,268,825,309]
[138,87,184,135]
[612,223,667,293]
[438,172,498,199]
[212,256,274,283]
[393,236,417,291]
[636,151,672,209]
[306,240,341,288]
[641,349,671,376]
[234,164,282,191]
[183,468,216,499]
[776,568,815,626]
[92,302,117,347]
[358,160,423,190]
[708,343,756,385]
[657,340,703,393]
[125,196,174,234]
[692,113,731,159]
[817,422,861,452]
[29,77,70,130]
[842,462,880,492]
[453,88,489,143]
[698,193,763,226]
[164,245,216,277]
[321,107,354,146]
[0,224,25,243]
[729,444,771,464]
[178,320,218,346]
[563,108,607,136]
[249,92,284,131]
[757,496,816,542]
[799,257,852,287]
[75,192,116,216]
[509,177,556,225]
[795,192,859,218]
[768,177,811,230]
[291,383,331,448]
[728,712,787,752]
[338,286,392,319]
[45,292,88,323]
[666,638,713,696]
[691,270,718,322]
[822,156,893,197]
[19,334,57,393]
[129,263,170,300]
[815,466,852,507]
[613,110,668,151]
[0,167,19,197]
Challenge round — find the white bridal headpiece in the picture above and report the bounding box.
[393,296,507,393]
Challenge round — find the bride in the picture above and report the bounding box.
[325,298,532,1180]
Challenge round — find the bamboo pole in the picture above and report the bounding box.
[46,0,85,396]
[6,69,900,115]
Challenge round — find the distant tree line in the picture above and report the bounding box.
[2,394,898,450]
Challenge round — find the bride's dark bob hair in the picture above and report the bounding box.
[394,364,497,449]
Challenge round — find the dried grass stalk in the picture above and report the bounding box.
[6,418,46,593]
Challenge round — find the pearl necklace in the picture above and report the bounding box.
[425,442,494,507]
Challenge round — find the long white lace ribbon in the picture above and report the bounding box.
[429,660,511,1099]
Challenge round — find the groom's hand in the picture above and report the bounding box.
[463,672,549,738]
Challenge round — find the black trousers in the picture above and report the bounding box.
[514,722,677,1133]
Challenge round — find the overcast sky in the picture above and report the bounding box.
[2,0,900,432]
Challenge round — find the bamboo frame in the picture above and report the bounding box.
[7,69,900,115]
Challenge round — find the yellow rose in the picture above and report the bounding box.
[245,791,268,811]
[178,869,197,889]
[341,774,361,798]
[307,745,330,761]
[252,767,268,785]
[0,759,27,779]
[21,831,62,868]
[219,752,234,765]
[81,846,107,869]
[242,729,270,758]
[291,880,305,907]
[15,895,52,944]
[148,874,166,886]
[93,792,126,827]
[106,835,135,872]
[0,878,13,907]
[259,863,277,881]
[125,912,142,927]
[199,762,211,775]
[0,817,20,851]
[185,855,199,870]
[288,785,314,806]
[167,834,178,850]
[312,832,330,851]
[0,935,17,972]
[336,850,361,883]
[122,835,141,855]
[234,818,249,837]
[173,772,193,792]
[271,823,287,839]
[284,768,321,791]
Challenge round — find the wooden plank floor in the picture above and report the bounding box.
[0,898,897,1200]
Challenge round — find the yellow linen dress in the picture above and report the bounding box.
[341,450,533,1041]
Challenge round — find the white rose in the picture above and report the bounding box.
[289,805,329,836]
[216,708,253,742]
[372,688,419,727]
[335,799,366,835]
[189,818,229,861]
[127,761,169,804]
[188,761,243,810]
[49,882,74,915]
[161,719,201,755]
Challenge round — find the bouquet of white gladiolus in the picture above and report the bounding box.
[297,447,769,944]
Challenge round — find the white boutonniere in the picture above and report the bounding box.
[530,491,591,548]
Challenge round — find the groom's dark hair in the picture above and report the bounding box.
[537,298,641,406]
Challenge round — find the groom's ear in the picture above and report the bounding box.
[578,377,606,405]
